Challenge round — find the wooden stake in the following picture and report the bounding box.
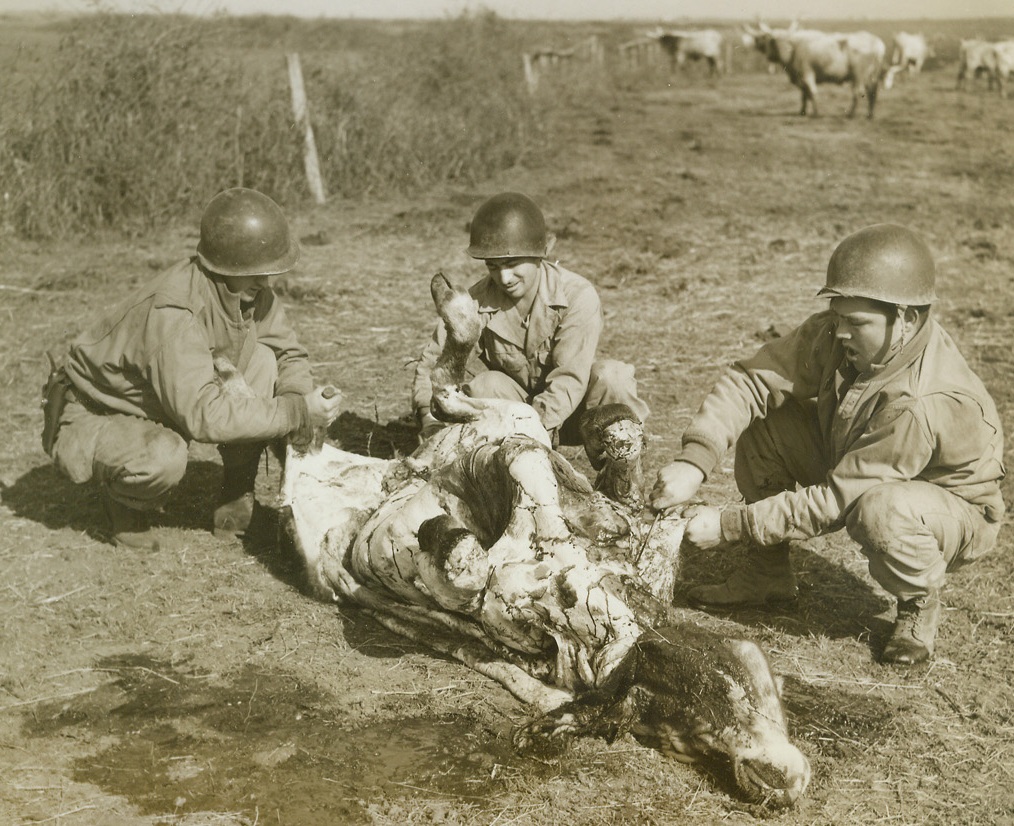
[286,52,327,205]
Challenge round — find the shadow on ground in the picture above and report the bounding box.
[675,541,894,645]
[328,410,420,459]
[1,459,223,543]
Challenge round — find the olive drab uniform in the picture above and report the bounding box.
[412,261,649,446]
[52,258,313,511]
[41,187,325,550]
[678,309,1005,600]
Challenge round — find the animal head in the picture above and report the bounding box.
[519,623,811,807]
[630,626,811,807]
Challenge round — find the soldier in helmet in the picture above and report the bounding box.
[412,191,650,470]
[45,188,342,551]
[650,224,1005,665]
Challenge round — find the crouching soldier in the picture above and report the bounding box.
[650,224,1005,665]
[412,191,650,473]
[42,188,342,551]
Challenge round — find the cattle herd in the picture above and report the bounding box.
[609,22,1014,118]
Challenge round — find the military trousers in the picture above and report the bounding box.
[52,344,278,511]
[734,398,1000,600]
[464,358,650,446]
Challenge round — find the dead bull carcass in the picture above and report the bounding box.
[280,274,810,807]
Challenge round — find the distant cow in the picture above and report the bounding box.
[986,41,1014,98]
[957,38,996,90]
[884,32,931,89]
[745,24,887,118]
[648,27,724,76]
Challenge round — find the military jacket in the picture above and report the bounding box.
[63,258,312,444]
[678,310,1006,545]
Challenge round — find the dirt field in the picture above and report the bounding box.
[3,26,1014,826]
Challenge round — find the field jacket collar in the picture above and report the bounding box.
[479,261,569,353]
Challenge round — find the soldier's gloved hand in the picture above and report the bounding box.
[650,460,705,512]
[305,385,342,427]
[682,504,722,549]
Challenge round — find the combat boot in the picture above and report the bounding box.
[881,591,941,666]
[102,493,160,552]
[687,544,798,608]
[213,445,262,540]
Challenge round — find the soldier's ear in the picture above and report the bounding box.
[544,233,557,258]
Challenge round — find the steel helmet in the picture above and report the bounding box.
[196,188,300,276]
[466,192,549,259]
[820,224,936,306]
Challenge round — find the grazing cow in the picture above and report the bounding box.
[956,38,996,90]
[280,273,812,808]
[746,23,886,118]
[884,32,931,89]
[648,27,725,76]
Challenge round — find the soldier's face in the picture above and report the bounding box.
[484,257,542,303]
[222,274,270,302]
[830,296,900,373]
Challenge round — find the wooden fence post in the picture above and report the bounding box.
[286,52,327,205]
[522,52,538,94]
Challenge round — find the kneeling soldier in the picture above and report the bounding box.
[43,188,342,551]
[412,191,650,472]
[650,224,1005,665]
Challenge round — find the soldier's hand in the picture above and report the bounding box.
[305,385,342,427]
[682,504,722,549]
[650,460,705,512]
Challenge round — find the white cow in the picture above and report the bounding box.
[987,41,1014,98]
[648,27,725,76]
[745,23,887,118]
[280,272,812,808]
[957,38,996,90]
[884,32,931,89]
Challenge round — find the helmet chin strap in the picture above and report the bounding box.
[892,304,910,353]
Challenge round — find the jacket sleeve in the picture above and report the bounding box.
[679,312,833,477]
[145,307,309,443]
[530,285,603,432]
[728,401,935,545]
[257,293,313,397]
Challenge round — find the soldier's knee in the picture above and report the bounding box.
[589,359,628,384]
[846,483,908,551]
[587,360,649,422]
[464,370,526,402]
[148,429,189,490]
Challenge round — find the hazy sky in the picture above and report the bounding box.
[3,0,1012,19]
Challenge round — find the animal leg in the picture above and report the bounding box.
[579,403,645,509]
[428,271,485,422]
